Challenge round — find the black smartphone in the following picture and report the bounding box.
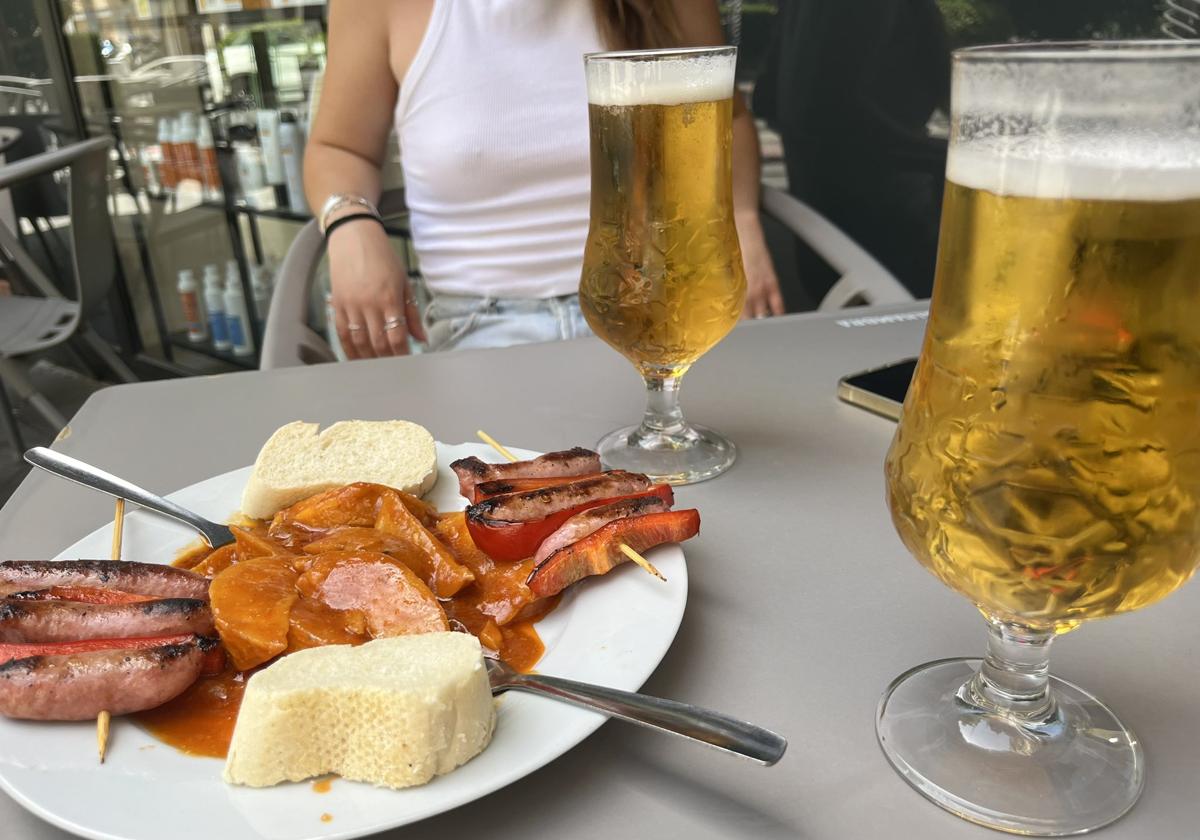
[837,358,917,421]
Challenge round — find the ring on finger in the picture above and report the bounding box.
[384,317,404,331]
[347,323,365,331]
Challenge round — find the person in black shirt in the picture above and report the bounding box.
[755,0,951,300]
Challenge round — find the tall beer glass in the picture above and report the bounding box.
[580,47,745,485]
[879,43,1200,834]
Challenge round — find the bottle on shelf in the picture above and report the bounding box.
[203,264,230,351]
[234,140,267,206]
[158,117,177,192]
[251,263,273,324]
[176,111,201,188]
[278,111,309,214]
[257,109,286,207]
[224,261,254,357]
[197,118,222,199]
[177,268,206,343]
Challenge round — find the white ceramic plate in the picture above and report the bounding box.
[0,443,689,840]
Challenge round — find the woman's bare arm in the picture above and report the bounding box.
[672,0,785,317]
[304,0,432,358]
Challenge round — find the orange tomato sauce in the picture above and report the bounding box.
[140,485,555,759]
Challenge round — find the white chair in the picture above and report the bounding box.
[759,184,913,310]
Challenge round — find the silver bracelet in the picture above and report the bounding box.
[319,193,380,233]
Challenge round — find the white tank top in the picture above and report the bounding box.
[396,0,603,299]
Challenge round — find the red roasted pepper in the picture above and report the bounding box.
[0,634,196,666]
[466,484,675,562]
[9,585,157,605]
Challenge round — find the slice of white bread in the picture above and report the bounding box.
[223,633,496,789]
[240,420,437,519]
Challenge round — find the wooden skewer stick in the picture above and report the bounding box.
[475,431,666,582]
[475,429,517,463]
[619,543,666,581]
[97,497,126,764]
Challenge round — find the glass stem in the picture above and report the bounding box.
[640,374,686,437]
[961,617,1056,723]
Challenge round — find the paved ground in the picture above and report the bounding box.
[0,360,106,504]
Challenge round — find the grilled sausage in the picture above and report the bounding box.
[451,447,601,500]
[467,471,650,523]
[0,635,217,720]
[527,510,700,598]
[0,598,213,644]
[533,495,673,566]
[0,560,210,600]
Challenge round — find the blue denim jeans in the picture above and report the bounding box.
[423,293,593,352]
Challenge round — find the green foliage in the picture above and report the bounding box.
[937,0,1167,45]
[936,0,1015,48]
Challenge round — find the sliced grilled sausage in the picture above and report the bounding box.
[533,495,673,566]
[0,561,210,600]
[451,447,601,500]
[467,471,650,523]
[0,598,213,643]
[0,635,217,720]
[527,510,701,598]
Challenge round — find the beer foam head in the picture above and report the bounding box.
[949,43,1200,201]
[585,48,735,107]
[948,143,1200,203]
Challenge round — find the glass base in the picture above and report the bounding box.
[596,422,736,485]
[876,658,1144,836]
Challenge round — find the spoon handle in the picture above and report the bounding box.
[496,670,787,765]
[23,447,234,548]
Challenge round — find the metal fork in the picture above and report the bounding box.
[485,656,787,765]
[24,447,235,549]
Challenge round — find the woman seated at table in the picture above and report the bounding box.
[305,0,784,360]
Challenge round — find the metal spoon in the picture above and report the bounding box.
[485,656,787,765]
[23,447,235,549]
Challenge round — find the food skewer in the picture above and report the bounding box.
[474,429,517,463]
[474,430,666,582]
[97,497,125,763]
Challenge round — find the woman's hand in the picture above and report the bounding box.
[737,213,786,319]
[327,220,427,359]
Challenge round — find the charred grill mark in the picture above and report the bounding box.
[450,457,489,478]
[474,479,519,496]
[468,471,648,520]
[138,598,207,617]
[0,656,39,675]
[541,447,598,463]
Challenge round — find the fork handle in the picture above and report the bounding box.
[23,447,229,547]
[495,671,787,765]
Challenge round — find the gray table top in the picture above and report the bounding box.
[1,304,1196,839]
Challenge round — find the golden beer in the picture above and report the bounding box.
[887,178,1200,632]
[579,98,745,378]
[581,46,743,485]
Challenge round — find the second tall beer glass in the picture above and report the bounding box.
[880,43,1200,834]
[580,47,745,485]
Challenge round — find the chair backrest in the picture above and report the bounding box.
[0,136,114,312]
[259,216,335,369]
[66,137,119,315]
[260,188,410,370]
[759,184,913,311]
